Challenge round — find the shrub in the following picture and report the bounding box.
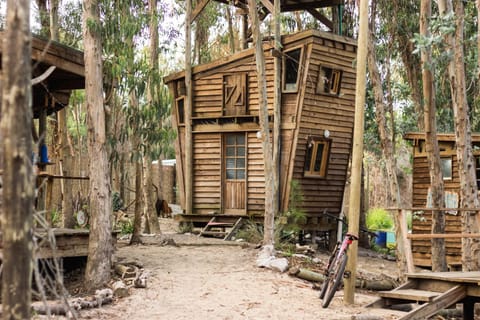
[366,208,394,230]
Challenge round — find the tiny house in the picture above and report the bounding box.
[164,30,357,237]
[404,132,480,267]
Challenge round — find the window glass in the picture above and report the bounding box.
[226,169,235,179]
[237,147,245,156]
[304,139,330,178]
[226,147,235,157]
[226,158,235,169]
[237,170,245,179]
[441,157,452,180]
[314,144,325,172]
[283,48,301,92]
[237,158,245,169]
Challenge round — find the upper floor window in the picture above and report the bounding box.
[283,47,302,93]
[317,65,342,95]
[176,97,185,125]
[441,157,452,180]
[304,138,330,178]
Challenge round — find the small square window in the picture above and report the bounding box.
[441,157,452,180]
[283,47,302,93]
[317,66,342,95]
[304,138,330,178]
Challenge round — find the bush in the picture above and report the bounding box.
[366,208,393,230]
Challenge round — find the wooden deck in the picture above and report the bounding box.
[0,228,117,260]
[368,271,480,319]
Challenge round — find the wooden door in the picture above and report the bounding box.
[223,133,246,214]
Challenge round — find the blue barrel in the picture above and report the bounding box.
[375,231,387,247]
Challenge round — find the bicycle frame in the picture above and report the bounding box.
[320,232,358,308]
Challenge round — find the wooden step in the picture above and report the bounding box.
[378,289,440,303]
[200,231,227,237]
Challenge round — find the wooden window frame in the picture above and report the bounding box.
[176,97,185,126]
[475,155,480,188]
[282,46,303,93]
[224,133,246,181]
[304,137,331,178]
[441,156,452,180]
[316,65,343,96]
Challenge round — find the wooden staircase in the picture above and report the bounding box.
[366,272,475,319]
[199,217,243,240]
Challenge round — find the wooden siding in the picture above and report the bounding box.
[192,133,221,213]
[289,38,356,223]
[247,132,266,215]
[166,30,357,224]
[410,154,462,267]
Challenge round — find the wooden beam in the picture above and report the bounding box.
[399,285,466,320]
[259,0,274,13]
[190,0,211,23]
[407,233,480,239]
[306,8,333,30]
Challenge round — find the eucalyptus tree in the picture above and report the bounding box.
[419,0,447,272]
[82,0,113,290]
[248,0,275,247]
[101,0,174,240]
[1,0,34,317]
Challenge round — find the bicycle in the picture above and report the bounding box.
[319,232,358,308]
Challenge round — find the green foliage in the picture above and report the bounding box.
[49,209,61,228]
[177,222,194,234]
[236,219,264,244]
[366,208,394,231]
[120,220,134,235]
[112,192,124,211]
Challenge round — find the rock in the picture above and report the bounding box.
[269,258,289,272]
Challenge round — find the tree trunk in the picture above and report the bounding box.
[145,0,161,234]
[185,0,193,215]
[272,0,281,228]
[36,0,49,36]
[248,0,276,246]
[143,157,160,234]
[420,0,447,272]
[392,0,424,131]
[226,6,235,54]
[367,30,407,278]
[83,0,113,290]
[49,0,60,40]
[451,0,480,271]
[130,161,143,244]
[1,1,34,318]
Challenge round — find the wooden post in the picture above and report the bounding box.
[344,0,368,305]
[184,0,193,214]
[272,0,281,216]
[399,209,415,273]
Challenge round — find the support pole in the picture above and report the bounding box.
[344,0,369,305]
[184,0,193,214]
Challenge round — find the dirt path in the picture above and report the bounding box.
[79,222,406,320]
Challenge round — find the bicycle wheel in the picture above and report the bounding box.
[319,255,335,299]
[321,252,348,308]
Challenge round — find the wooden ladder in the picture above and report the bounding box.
[367,275,468,320]
[199,217,243,240]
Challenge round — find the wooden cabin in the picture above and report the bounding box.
[164,29,357,237]
[0,33,94,259]
[404,132,480,267]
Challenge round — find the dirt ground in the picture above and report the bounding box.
[78,218,407,320]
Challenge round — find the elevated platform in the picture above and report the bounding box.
[0,228,117,260]
[367,271,480,319]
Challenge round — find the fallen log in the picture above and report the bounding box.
[114,263,138,278]
[30,289,114,316]
[290,267,396,291]
[288,267,325,282]
[113,280,130,297]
